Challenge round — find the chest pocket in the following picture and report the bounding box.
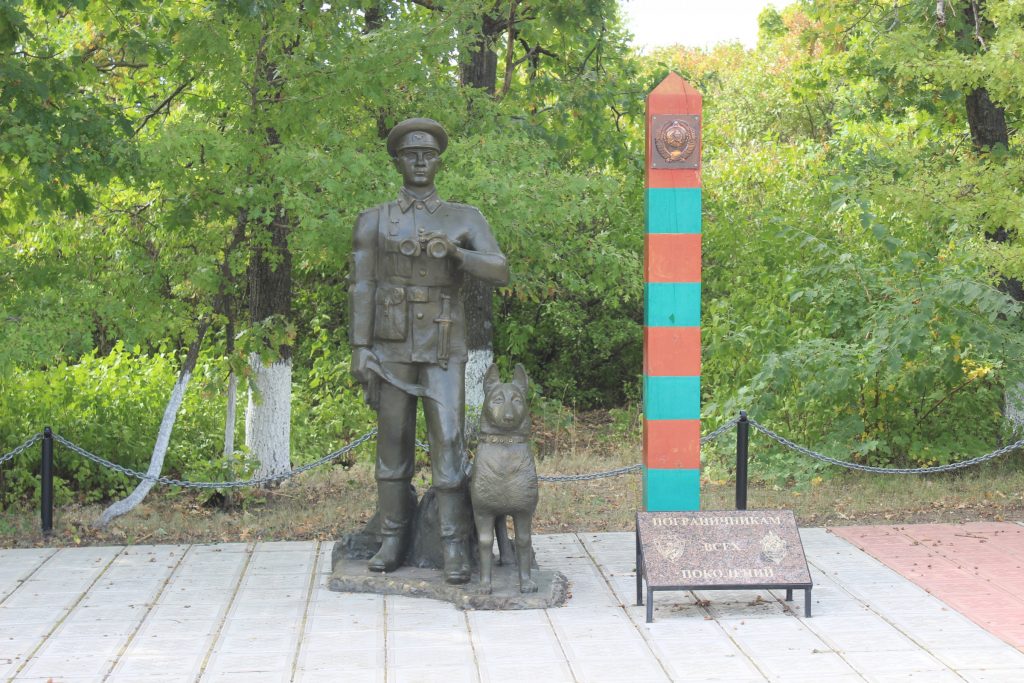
[374,285,407,341]
[384,203,414,278]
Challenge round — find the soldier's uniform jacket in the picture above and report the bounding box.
[349,188,508,365]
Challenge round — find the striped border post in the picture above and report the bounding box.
[643,73,702,511]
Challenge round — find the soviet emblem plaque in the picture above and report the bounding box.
[635,509,813,622]
[651,114,701,169]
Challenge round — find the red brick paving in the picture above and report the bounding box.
[832,522,1024,649]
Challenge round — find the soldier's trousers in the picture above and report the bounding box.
[374,360,467,491]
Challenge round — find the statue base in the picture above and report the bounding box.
[332,486,521,570]
[327,557,569,610]
[330,486,562,609]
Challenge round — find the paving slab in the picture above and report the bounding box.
[1,527,1023,681]
[833,522,1024,649]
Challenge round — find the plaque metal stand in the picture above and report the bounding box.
[635,510,813,622]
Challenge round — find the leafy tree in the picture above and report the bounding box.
[1,0,649,510]
[0,0,138,220]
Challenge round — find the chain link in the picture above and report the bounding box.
[50,429,377,489]
[7,416,883,493]
[700,416,740,445]
[1,416,741,488]
[0,433,44,466]
[747,418,1024,474]
[538,464,643,482]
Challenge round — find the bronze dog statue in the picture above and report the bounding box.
[469,363,539,594]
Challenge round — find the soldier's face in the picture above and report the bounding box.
[393,147,441,187]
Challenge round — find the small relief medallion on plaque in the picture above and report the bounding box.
[652,536,687,562]
[651,114,700,169]
[759,531,788,564]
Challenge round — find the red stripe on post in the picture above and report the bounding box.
[648,168,701,189]
[644,327,701,377]
[645,233,702,282]
[643,419,701,469]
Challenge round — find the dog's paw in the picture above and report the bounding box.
[519,578,538,593]
[478,583,493,595]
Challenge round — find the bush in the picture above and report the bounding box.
[0,332,387,508]
[0,343,213,506]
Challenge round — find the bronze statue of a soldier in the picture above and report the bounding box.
[348,118,509,584]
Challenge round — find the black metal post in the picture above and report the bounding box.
[41,427,53,536]
[636,527,643,607]
[736,411,749,511]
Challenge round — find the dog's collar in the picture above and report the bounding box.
[478,433,529,444]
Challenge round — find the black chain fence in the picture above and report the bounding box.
[3,412,1021,491]
[50,431,379,489]
[0,433,43,467]
[747,417,1024,475]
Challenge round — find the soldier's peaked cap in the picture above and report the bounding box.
[387,118,448,157]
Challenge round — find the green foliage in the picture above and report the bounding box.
[2,0,644,408]
[758,6,788,46]
[291,314,377,457]
[435,127,644,406]
[0,341,378,506]
[0,343,212,506]
[0,0,138,220]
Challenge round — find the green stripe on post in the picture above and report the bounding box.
[646,188,702,234]
[644,375,700,420]
[644,468,701,511]
[645,283,701,327]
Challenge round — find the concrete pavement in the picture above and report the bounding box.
[1,528,1023,682]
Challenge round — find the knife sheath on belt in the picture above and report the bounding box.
[435,293,452,370]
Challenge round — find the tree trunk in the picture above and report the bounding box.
[246,205,293,481]
[94,319,210,528]
[218,213,244,462]
[463,278,495,415]
[224,370,238,459]
[460,16,501,417]
[245,355,292,479]
[956,2,1020,428]
[243,32,295,481]
[965,87,1009,150]
[365,1,391,139]
[460,37,498,94]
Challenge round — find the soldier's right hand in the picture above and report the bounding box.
[350,347,378,385]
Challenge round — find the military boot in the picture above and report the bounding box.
[368,481,412,573]
[436,489,471,584]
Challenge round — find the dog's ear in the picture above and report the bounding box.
[483,363,501,394]
[512,363,529,393]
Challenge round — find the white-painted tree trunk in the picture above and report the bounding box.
[95,321,209,528]
[245,354,292,481]
[1006,385,1024,433]
[464,347,493,411]
[223,370,237,459]
[94,370,192,528]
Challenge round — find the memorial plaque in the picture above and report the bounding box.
[636,509,812,622]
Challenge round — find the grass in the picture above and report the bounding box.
[2,409,1023,548]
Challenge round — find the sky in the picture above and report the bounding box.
[619,0,795,51]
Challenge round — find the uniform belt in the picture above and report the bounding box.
[380,283,455,303]
[407,286,429,303]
